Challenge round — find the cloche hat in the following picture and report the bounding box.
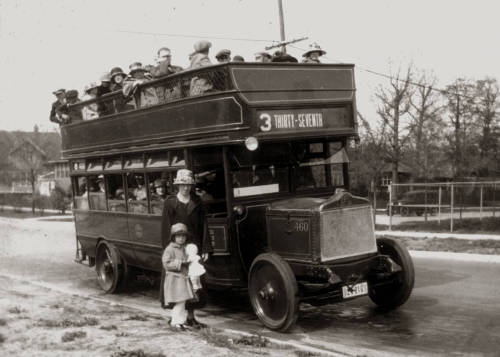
[110,67,125,79]
[215,49,231,59]
[191,40,212,56]
[303,42,326,57]
[171,222,188,237]
[173,169,195,185]
[129,62,148,75]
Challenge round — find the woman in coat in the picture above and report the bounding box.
[160,169,211,328]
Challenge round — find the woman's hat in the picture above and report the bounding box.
[110,67,125,79]
[191,40,212,56]
[129,62,148,75]
[65,89,79,99]
[173,169,195,185]
[171,222,188,237]
[154,179,165,188]
[302,43,326,57]
[215,49,231,59]
[254,51,271,60]
[85,81,101,93]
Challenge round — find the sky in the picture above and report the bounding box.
[1,0,499,132]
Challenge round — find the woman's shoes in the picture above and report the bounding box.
[185,317,207,329]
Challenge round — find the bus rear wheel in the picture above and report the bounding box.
[248,253,298,332]
[95,241,127,293]
[369,237,415,309]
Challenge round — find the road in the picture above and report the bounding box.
[1,216,499,356]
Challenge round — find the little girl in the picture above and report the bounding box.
[162,223,194,330]
[185,243,206,292]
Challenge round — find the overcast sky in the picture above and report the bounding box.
[1,0,499,132]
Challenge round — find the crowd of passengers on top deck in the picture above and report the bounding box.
[49,41,328,125]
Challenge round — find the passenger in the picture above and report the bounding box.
[272,50,298,63]
[160,169,211,328]
[97,175,105,193]
[150,47,183,78]
[114,188,125,200]
[302,43,326,64]
[97,73,114,116]
[215,49,231,63]
[254,52,272,63]
[99,72,112,96]
[232,55,245,62]
[123,62,158,107]
[150,47,184,102]
[162,223,195,330]
[109,67,126,91]
[65,89,83,123]
[151,179,167,201]
[49,88,66,124]
[132,175,147,200]
[188,40,214,96]
[82,82,100,120]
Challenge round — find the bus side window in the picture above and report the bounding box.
[107,174,126,212]
[127,173,148,214]
[87,175,106,210]
[73,176,89,210]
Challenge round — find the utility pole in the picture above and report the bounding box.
[277,0,286,53]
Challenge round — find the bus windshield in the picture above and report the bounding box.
[230,140,347,198]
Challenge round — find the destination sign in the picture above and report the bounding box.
[256,107,351,133]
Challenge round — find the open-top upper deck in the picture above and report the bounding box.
[61,62,357,159]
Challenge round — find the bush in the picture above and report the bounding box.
[50,186,71,214]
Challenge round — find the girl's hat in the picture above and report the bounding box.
[173,169,195,185]
[171,223,188,237]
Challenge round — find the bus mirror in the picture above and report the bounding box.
[233,205,246,216]
[245,136,259,151]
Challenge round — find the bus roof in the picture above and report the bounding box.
[62,62,357,159]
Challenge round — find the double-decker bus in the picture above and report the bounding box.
[63,62,414,331]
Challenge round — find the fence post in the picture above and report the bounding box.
[494,183,497,218]
[479,185,483,221]
[438,186,442,225]
[388,183,392,231]
[450,183,454,233]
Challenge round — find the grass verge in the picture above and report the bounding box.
[377,216,500,234]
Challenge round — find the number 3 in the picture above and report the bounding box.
[259,113,272,132]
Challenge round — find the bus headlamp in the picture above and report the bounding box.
[245,137,259,151]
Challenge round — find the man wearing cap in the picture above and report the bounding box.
[123,62,158,108]
[302,43,326,64]
[272,50,298,63]
[64,90,83,123]
[215,49,231,63]
[160,169,211,327]
[254,52,272,63]
[189,40,214,96]
[49,89,66,124]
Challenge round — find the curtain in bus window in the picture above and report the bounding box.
[107,174,126,212]
[127,173,148,214]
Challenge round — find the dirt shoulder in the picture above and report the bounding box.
[0,276,300,357]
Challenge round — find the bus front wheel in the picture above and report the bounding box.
[248,253,298,332]
[95,241,127,293]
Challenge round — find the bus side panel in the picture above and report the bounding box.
[127,214,163,272]
[74,210,135,265]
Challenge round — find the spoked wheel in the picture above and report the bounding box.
[369,237,415,309]
[95,241,127,293]
[248,253,298,332]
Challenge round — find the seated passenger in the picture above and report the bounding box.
[123,62,158,107]
[215,49,231,63]
[49,88,66,124]
[151,179,167,201]
[272,51,298,63]
[232,55,245,62]
[301,43,326,64]
[254,52,272,63]
[150,47,183,102]
[110,67,126,91]
[189,40,214,96]
[82,82,100,120]
[65,90,83,123]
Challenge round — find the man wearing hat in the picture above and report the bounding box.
[302,43,326,64]
[188,40,214,95]
[215,49,231,63]
[254,52,272,63]
[49,89,66,124]
[160,169,211,328]
[64,89,83,123]
[272,50,298,63]
[123,62,158,107]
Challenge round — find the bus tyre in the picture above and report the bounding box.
[248,253,298,332]
[369,237,415,309]
[95,241,127,293]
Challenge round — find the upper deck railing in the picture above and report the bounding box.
[62,63,357,158]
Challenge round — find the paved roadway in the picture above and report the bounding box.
[1,216,499,356]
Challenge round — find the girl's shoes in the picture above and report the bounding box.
[185,317,207,329]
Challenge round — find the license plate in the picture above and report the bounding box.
[342,281,368,299]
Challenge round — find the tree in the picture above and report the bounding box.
[8,139,47,213]
[374,65,414,188]
[408,72,444,180]
[474,78,499,176]
[444,79,477,179]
